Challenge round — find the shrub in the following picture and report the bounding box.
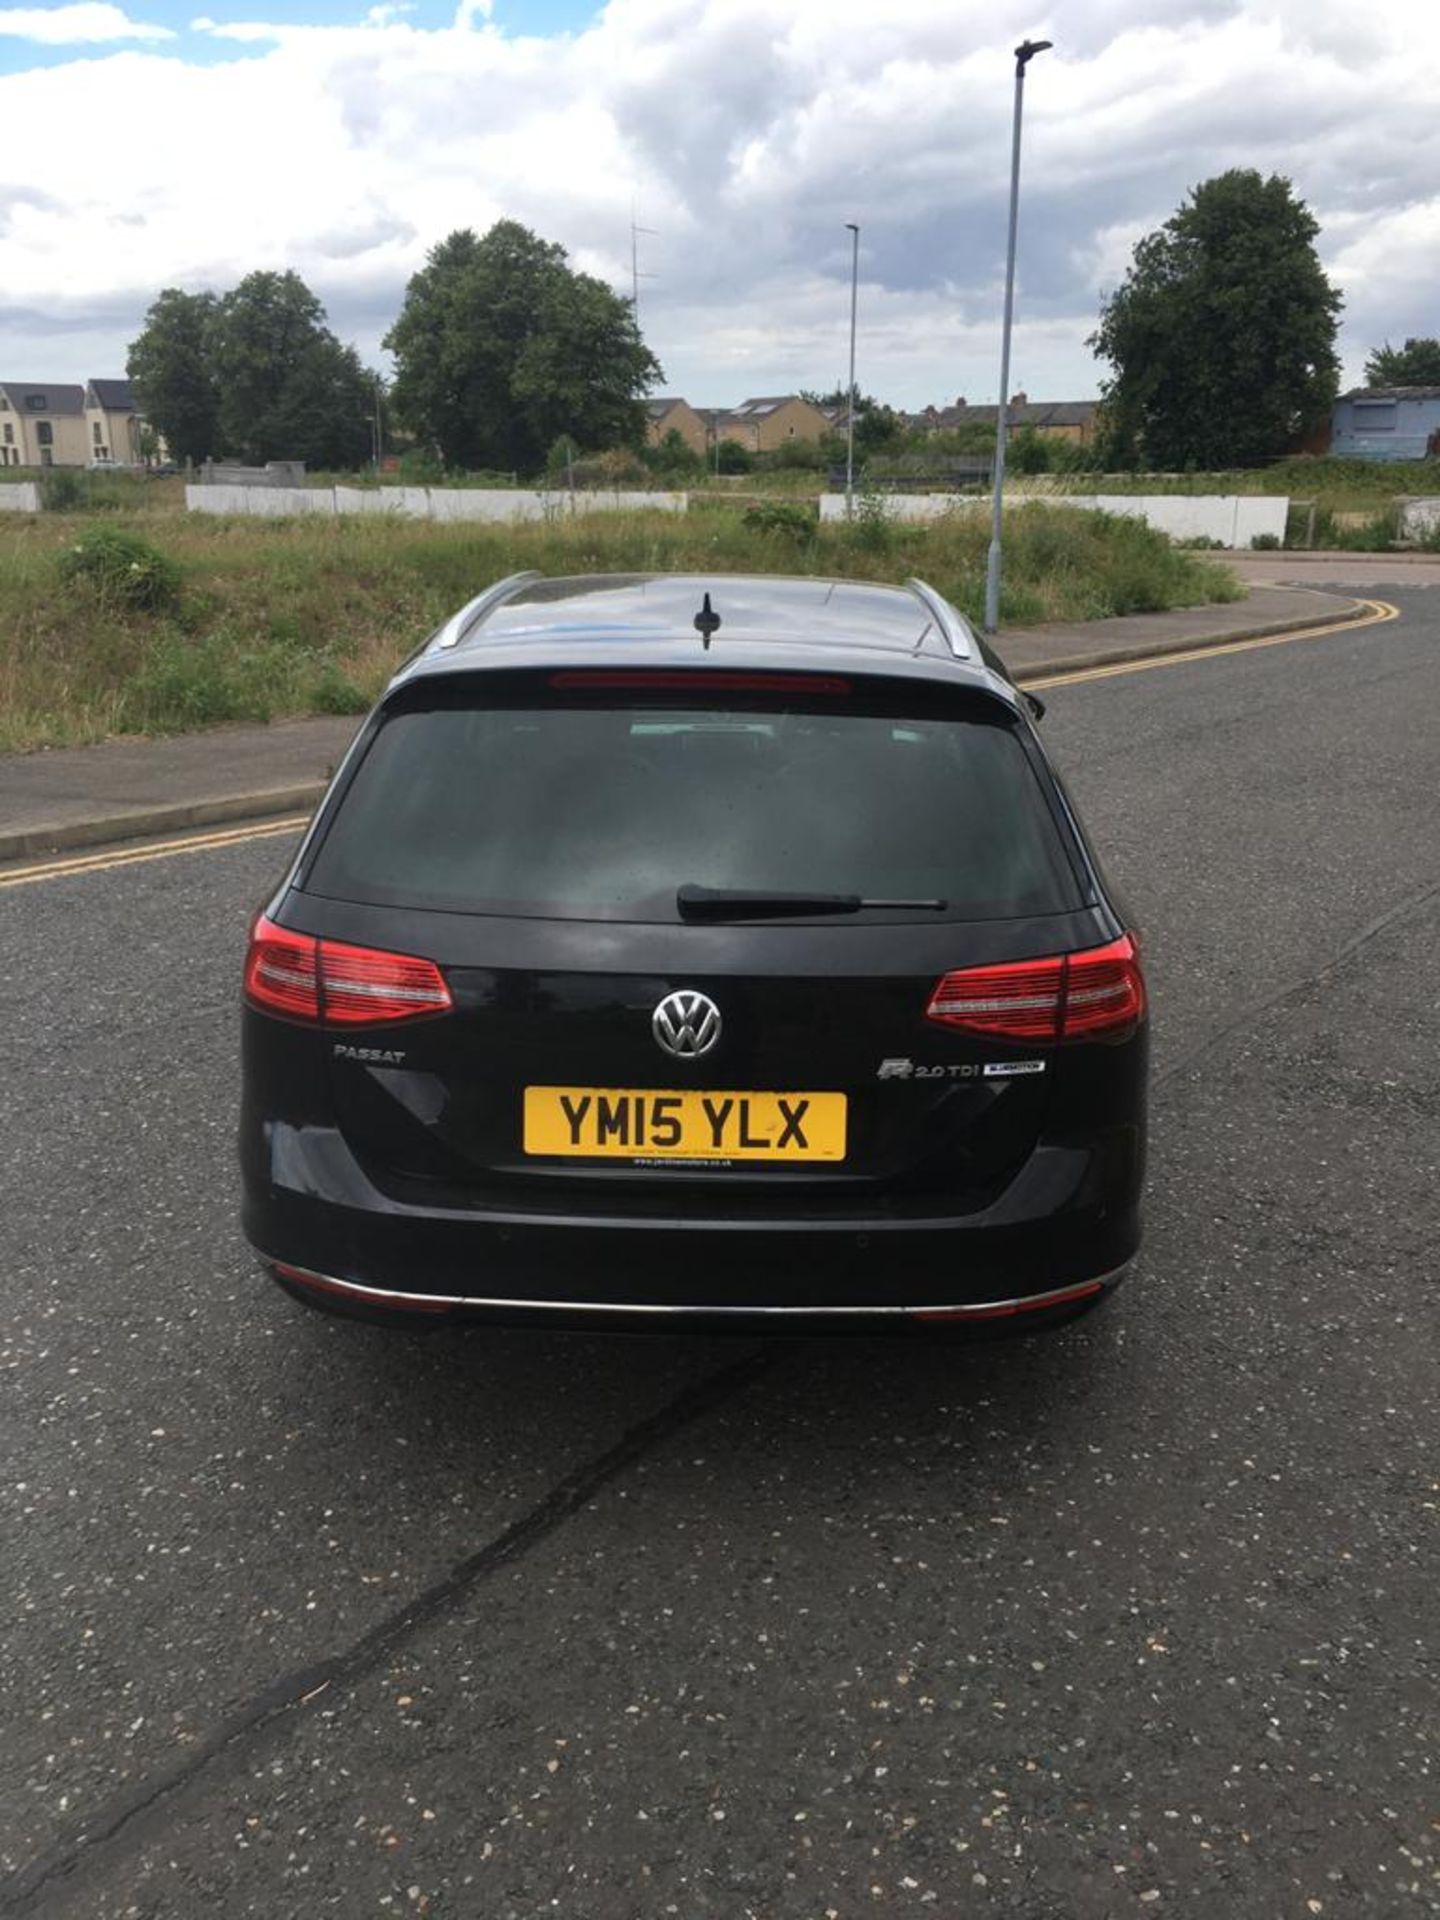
[845,491,896,556]
[759,439,827,472]
[641,428,704,481]
[1009,428,1053,475]
[742,499,817,543]
[544,435,580,482]
[1333,507,1400,552]
[715,439,754,474]
[57,525,181,611]
[40,470,88,511]
[1250,532,1281,550]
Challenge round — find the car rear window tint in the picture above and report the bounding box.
[304,691,1083,922]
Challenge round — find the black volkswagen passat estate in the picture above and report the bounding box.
[240,571,1147,1331]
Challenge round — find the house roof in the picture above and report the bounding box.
[1342,386,1440,403]
[731,395,812,417]
[0,382,85,415]
[88,378,136,411]
[907,399,1098,431]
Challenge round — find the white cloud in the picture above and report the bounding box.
[2,0,1439,404]
[0,3,171,41]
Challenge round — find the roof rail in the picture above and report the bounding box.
[905,577,973,660]
[429,570,544,652]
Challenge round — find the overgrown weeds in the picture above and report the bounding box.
[57,525,182,611]
[0,502,1241,751]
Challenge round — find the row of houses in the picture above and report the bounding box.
[645,395,836,455]
[0,380,147,469]
[646,390,1101,456]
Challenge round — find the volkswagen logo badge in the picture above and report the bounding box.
[652,989,721,1060]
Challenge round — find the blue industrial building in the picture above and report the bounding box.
[1331,387,1440,461]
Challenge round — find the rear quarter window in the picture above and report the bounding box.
[304,682,1084,922]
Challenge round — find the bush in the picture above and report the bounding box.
[641,428,704,481]
[1332,507,1401,552]
[1009,428,1053,475]
[57,525,181,611]
[715,438,754,475]
[758,439,827,472]
[842,491,897,556]
[1250,532,1281,550]
[40,470,88,511]
[742,499,817,543]
[544,436,581,484]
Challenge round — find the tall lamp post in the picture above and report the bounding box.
[983,36,1051,634]
[844,221,860,517]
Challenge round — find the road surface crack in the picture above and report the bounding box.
[0,1347,775,1917]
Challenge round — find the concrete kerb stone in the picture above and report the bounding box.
[1015,597,1367,684]
[0,783,328,866]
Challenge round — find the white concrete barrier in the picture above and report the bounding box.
[1401,497,1440,541]
[818,491,1289,549]
[185,484,689,522]
[0,482,41,513]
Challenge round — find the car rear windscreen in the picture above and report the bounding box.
[304,685,1084,921]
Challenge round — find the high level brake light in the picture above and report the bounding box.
[244,916,452,1026]
[548,671,852,695]
[926,934,1144,1043]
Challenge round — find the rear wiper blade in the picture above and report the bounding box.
[677,884,947,918]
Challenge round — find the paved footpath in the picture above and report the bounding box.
[0,582,1363,862]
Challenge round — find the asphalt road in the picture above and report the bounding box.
[2,590,1438,1918]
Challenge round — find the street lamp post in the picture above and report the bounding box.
[983,37,1051,635]
[845,221,859,518]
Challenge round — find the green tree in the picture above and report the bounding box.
[1008,426,1053,474]
[384,222,662,475]
[210,270,374,469]
[1364,337,1440,387]
[1090,171,1341,469]
[642,427,704,479]
[715,438,754,474]
[127,288,220,466]
[801,386,904,456]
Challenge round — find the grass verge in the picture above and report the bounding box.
[0,502,1242,753]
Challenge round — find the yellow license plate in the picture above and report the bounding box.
[524,1087,847,1162]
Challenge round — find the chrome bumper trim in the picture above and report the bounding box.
[269,1261,1126,1320]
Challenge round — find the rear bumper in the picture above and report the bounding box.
[241,1119,1143,1328]
[267,1260,1128,1331]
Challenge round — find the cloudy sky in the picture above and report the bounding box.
[2,0,1437,408]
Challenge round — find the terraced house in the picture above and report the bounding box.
[0,378,147,468]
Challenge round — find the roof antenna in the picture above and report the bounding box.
[693,591,721,651]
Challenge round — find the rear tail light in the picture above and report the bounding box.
[244,915,452,1026]
[319,938,453,1024]
[244,919,320,1021]
[927,934,1144,1042]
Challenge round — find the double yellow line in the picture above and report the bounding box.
[0,598,1400,892]
[0,813,310,891]
[1025,596,1399,690]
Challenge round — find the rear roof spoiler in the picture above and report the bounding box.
[427,571,543,654]
[905,577,973,661]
